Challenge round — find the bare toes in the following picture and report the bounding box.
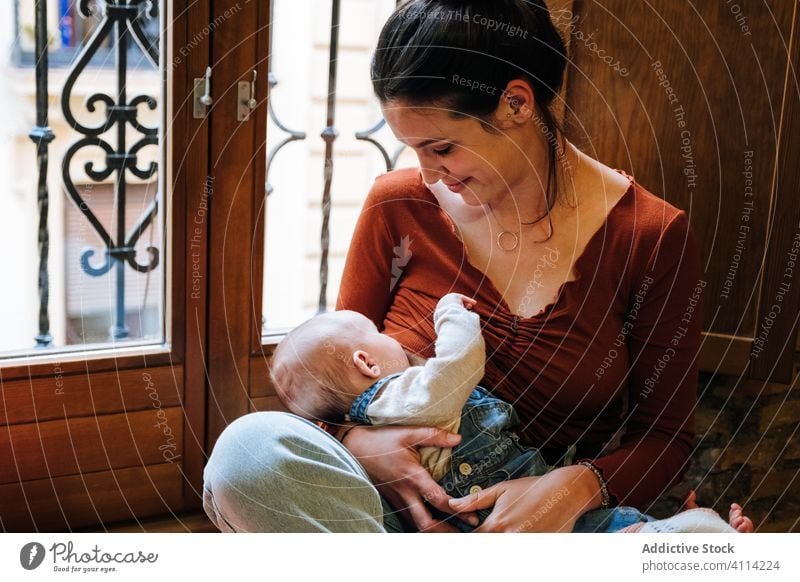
[682,489,699,510]
[729,504,742,521]
[738,517,754,533]
[728,503,754,533]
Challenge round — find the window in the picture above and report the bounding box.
[1,0,164,357]
[262,0,416,334]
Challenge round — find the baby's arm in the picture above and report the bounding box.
[366,293,485,427]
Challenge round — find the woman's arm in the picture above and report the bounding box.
[342,424,478,532]
[592,210,702,507]
[336,177,397,326]
[448,464,604,532]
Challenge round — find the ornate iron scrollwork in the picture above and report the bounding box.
[355,118,406,173]
[61,0,160,340]
[265,72,307,197]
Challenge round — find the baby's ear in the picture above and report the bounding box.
[352,350,380,379]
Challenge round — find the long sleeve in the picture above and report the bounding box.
[591,211,701,508]
[366,294,486,427]
[336,177,399,328]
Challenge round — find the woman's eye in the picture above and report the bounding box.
[434,145,453,156]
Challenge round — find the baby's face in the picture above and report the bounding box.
[333,311,410,376]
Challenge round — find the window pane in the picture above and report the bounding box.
[0,0,165,358]
[263,0,416,334]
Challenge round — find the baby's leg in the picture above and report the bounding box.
[683,490,754,533]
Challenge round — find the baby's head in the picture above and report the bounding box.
[271,310,410,424]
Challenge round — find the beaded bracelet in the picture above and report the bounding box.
[577,461,611,509]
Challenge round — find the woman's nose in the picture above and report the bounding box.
[417,155,448,185]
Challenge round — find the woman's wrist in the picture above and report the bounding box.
[335,422,359,444]
[574,461,611,510]
[550,463,607,513]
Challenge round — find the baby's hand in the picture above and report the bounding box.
[434,293,481,332]
[439,293,477,311]
[459,295,477,310]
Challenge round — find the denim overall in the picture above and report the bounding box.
[349,374,653,533]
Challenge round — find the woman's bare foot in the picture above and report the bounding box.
[730,503,754,533]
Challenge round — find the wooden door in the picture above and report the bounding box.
[0,0,213,531]
[563,0,800,383]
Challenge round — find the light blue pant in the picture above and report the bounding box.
[203,411,389,532]
[202,411,649,533]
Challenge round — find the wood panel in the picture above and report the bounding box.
[248,0,272,363]
[0,463,182,532]
[250,395,287,413]
[0,408,183,483]
[0,351,175,382]
[564,0,799,381]
[0,366,181,426]
[565,0,792,336]
[0,0,218,530]
[699,334,752,377]
[750,0,800,382]
[249,351,276,398]
[94,511,217,533]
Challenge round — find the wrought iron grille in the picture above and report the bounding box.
[31,0,161,347]
[265,0,406,316]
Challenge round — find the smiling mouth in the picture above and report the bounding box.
[443,177,471,188]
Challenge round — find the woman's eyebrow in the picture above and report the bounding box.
[409,138,448,148]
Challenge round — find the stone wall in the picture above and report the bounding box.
[650,369,800,532]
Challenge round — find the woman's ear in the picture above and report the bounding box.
[500,80,536,122]
[353,350,381,379]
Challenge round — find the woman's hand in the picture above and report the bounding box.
[343,424,478,532]
[448,465,604,532]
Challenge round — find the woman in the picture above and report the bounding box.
[203,0,703,532]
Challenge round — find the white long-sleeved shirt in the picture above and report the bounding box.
[363,293,486,481]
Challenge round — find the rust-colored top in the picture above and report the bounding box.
[337,167,702,508]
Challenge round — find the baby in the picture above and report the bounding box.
[271,293,752,533]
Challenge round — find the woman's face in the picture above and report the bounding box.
[381,99,539,207]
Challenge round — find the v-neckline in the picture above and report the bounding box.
[431,169,636,322]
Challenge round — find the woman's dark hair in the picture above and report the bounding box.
[372,0,568,207]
